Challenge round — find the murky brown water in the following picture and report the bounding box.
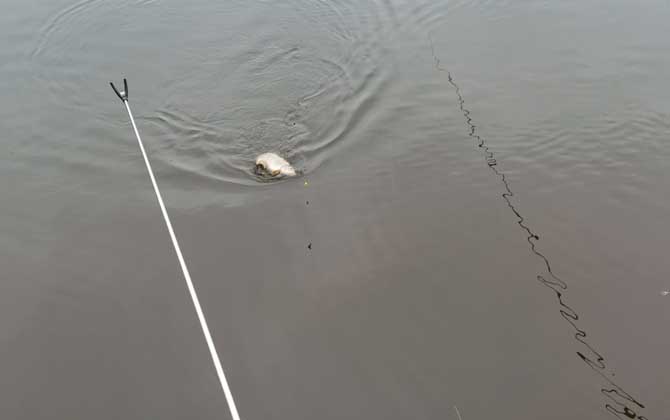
[2,1,669,419]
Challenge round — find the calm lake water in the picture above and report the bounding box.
[1,1,669,419]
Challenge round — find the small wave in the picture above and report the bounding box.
[32,0,101,58]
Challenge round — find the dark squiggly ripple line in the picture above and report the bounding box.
[429,37,648,420]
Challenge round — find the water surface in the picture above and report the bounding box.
[2,1,669,419]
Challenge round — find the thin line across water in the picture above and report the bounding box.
[429,36,650,420]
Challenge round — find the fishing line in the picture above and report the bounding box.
[110,79,242,420]
[428,38,649,420]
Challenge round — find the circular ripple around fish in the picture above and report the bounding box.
[31,0,404,188]
[143,39,389,186]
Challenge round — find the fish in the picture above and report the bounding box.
[255,153,297,177]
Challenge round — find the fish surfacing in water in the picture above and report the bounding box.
[255,153,297,177]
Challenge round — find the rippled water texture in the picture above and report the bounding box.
[2,1,669,419]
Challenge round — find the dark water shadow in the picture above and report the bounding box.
[429,36,649,420]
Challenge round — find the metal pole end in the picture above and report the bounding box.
[110,79,128,102]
